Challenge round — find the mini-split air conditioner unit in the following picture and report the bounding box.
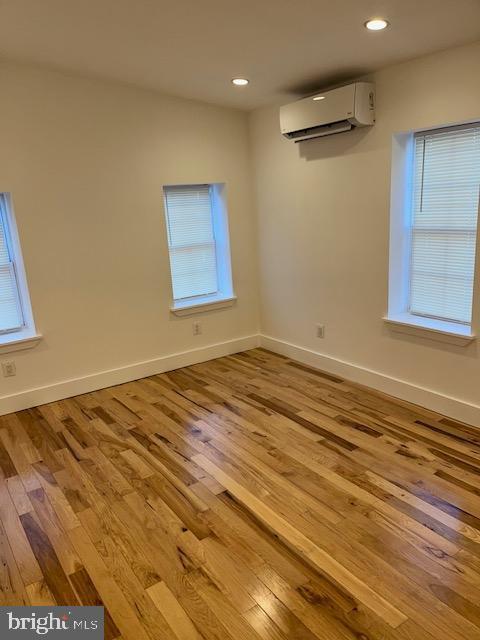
[280,82,375,142]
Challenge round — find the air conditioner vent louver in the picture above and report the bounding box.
[285,120,353,142]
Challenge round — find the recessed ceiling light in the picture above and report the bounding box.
[365,18,389,31]
[232,78,249,86]
[313,96,325,101]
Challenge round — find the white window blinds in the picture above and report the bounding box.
[164,185,218,301]
[409,125,480,325]
[0,195,23,333]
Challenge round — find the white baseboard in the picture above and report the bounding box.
[3,332,478,427]
[0,335,260,416]
[260,334,480,427]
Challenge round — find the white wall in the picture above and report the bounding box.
[0,62,259,412]
[250,41,480,423]
[4,41,480,422]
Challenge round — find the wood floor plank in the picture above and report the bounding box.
[0,480,43,586]
[70,565,121,640]
[147,580,203,640]
[20,511,78,605]
[192,453,407,628]
[67,525,152,640]
[0,519,30,605]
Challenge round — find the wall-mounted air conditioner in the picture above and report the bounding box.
[280,82,375,142]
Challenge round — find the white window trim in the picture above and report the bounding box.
[0,194,41,353]
[165,183,236,315]
[0,331,42,354]
[383,313,474,346]
[170,294,237,316]
[385,128,479,346]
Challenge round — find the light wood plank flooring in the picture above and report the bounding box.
[1,348,480,639]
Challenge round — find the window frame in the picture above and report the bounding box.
[163,183,235,315]
[0,205,24,334]
[0,194,41,353]
[385,124,480,345]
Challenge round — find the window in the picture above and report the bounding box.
[386,124,480,342]
[163,184,234,314]
[0,194,38,350]
[410,126,480,324]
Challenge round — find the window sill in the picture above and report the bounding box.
[384,313,475,346]
[0,331,43,354]
[171,295,237,317]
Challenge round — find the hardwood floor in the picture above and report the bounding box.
[1,348,480,639]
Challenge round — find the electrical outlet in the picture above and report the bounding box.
[192,321,202,336]
[316,324,325,339]
[2,361,16,377]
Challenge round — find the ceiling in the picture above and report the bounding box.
[1,0,480,110]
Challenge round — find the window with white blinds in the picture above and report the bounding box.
[0,195,24,333]
[164,184,232,304]
[409,125,480,325]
